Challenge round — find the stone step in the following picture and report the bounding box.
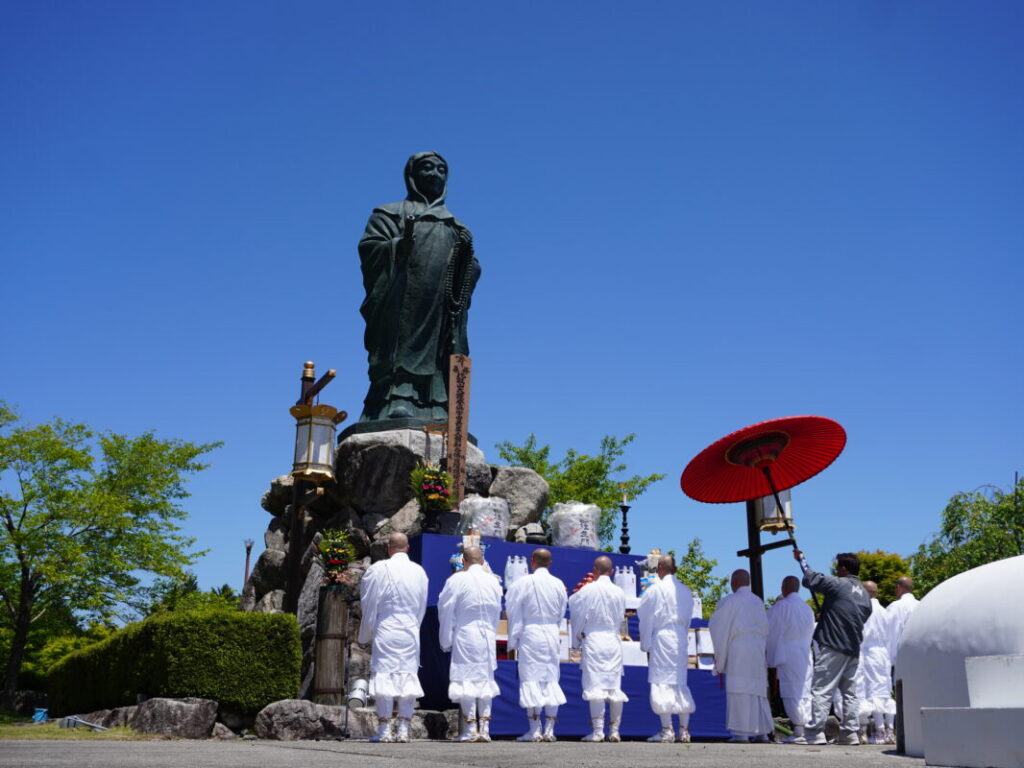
[922,707,1024,768]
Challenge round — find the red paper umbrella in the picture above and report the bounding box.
[681,416,846,504]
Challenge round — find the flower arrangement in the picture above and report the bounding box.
[318,528,358,589]
[409,463,453,512]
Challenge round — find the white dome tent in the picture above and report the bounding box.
[897,554,1024,763]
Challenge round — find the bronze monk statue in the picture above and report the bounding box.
[354,152,481,430]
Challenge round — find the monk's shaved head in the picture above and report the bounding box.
[863,580,878,598]
[388,532,409,555]
[658,554,677,572]
[463,546,484,566]
[593,555,614,575]
[896,576,914,595]
[731,569,751,591]
[781,575,800,596]
[531,548,552,569]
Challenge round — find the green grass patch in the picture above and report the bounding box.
[0,723,156,740]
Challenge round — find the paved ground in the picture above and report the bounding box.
[0,740,925,768]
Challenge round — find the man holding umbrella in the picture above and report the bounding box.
[793,549,872,746]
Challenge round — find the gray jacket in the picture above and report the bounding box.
[801,566,872,657]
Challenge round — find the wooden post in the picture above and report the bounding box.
[446,355,471,507]
[746,498,764,599]
[313,589,348,705]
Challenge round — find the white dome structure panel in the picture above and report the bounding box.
[897,555,1024,757]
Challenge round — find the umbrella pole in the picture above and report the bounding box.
[761,466,823,612]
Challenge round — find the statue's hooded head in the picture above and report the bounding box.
[404,151,448,206]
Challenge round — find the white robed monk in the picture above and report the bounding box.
[568,555,629,743]
[637,553,696,743]
[358,532,429,743]
[709,569,773,743]
[859,581,895,744]
[505,547,568,742]
[438,545,503,743]
[766,575,815,744]
[885,576,919,671]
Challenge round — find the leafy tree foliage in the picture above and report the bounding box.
[909,479,1024,597]
[495,433,664,544]
[672,538,728,618]
[855,550,911,606]
[0,403,219,702]
[140,572,240,616]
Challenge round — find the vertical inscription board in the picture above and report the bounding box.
[447,355,472,508]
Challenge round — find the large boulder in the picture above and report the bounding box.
[254,589,285,614]
[211,722,238,739]
[255,701,454,740]
[129,697,217,739]
[488,466,549,533]
[297,561,325,646]
[261,475,294,517]
[80,706,135,729]
[249,549,287,596]
[375,499,422,540]
[465,461,493,495]
[264,517,287,552]
[336,430,488,518]
[254,699,348,740]
[336,440,418,517]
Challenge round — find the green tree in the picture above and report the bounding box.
[672,538,729,618]
[856,550,911,606]
[0,404,219,703]
[495,433,664,544]
[141,572,240,616]
[909,479,1024,598]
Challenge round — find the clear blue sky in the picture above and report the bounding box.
[2,2,1021,600]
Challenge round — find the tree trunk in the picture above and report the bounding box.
[1,580,33,708]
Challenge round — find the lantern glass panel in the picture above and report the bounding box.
[757,489,793,531]
[312,419,335,468]
[294,418,313,467]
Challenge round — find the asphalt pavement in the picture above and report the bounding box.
[0,740,926,768]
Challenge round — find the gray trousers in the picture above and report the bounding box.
[807,645,860,738]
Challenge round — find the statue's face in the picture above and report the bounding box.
[412,156,447,201]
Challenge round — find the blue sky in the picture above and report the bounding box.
[2,2,1021,600]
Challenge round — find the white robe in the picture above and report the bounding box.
[358,551,429,699]
[505,566,568,708]
[766,593,814,700]
[885,593,919,669]
[637,573,696,715]
[859,598,893,704]
[709,586,773,736]
[438,563,503,701]
[568,574,629,702]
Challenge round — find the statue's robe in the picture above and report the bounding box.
[358,173,480,422]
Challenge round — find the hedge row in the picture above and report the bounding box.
[48,610,300,716]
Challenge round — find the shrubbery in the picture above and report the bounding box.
[48,610,299,716]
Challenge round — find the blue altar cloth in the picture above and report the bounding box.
[408,534,728,738]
